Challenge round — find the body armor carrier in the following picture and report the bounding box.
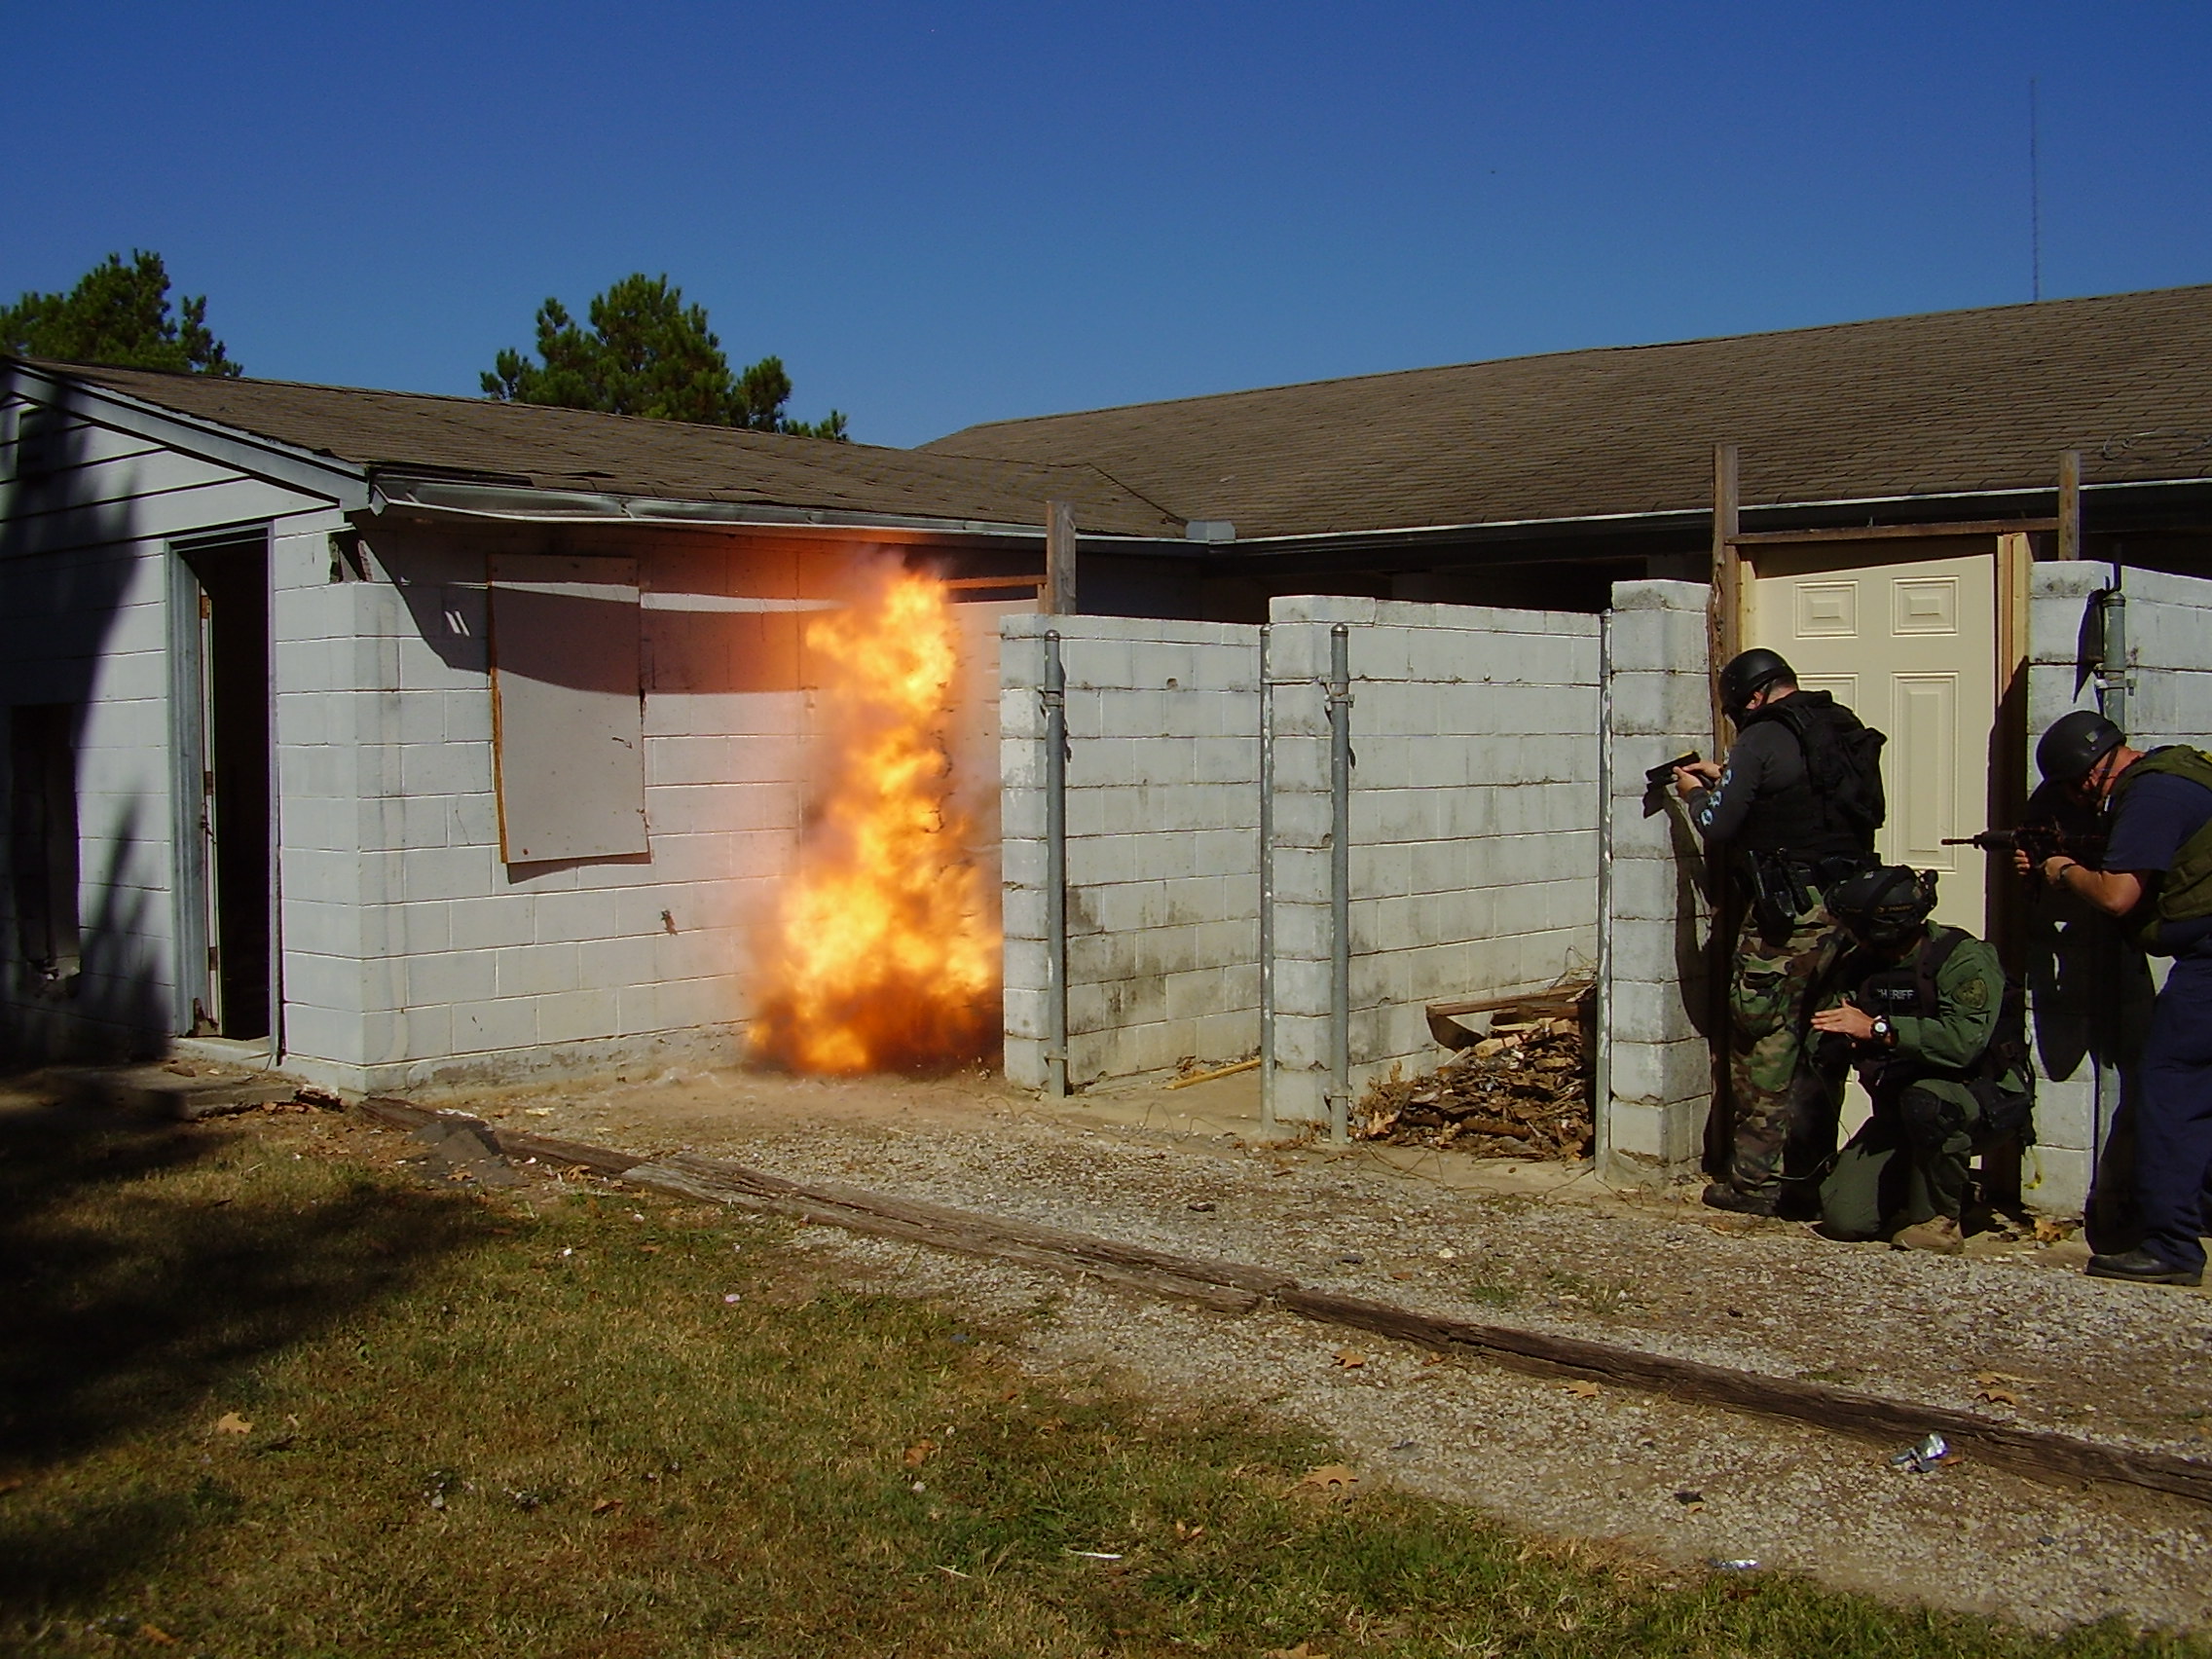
[2109,746,2212,951]
[1734,690,1883,866]
[1842,926,2034,1142]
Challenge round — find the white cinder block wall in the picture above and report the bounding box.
[1598,580,1718,1177]
[999,614,1263,1088]
[2022,563,2212,1216]
[1266,597,1601,1127]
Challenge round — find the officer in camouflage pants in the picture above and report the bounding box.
[1728,892,1847,1198]
[1676,648,1879,1216]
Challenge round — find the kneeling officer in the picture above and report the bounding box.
[1808,866,2033,1253]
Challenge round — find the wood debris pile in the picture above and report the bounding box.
[1353,993,1593,1160]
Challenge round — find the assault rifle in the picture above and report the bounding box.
[1942,826,2107,866]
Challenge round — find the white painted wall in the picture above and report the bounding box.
[999,614,1263,1088]
[1266,597,1601,1126]
[2023,562,2212,1216]
[0,387,339,1060]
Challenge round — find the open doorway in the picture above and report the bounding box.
[170,528,273,1042]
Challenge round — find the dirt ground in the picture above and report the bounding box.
[98,1051,2210,1633]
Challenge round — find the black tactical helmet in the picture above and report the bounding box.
[2035,709,2124,786]
[1826,865,1937,948]
[1717,647,1796,717]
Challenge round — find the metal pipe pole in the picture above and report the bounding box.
[1327,623,1352,1144]
[1258,624,1276,1134]
[2089,574,2130,1170]
[1594,610,1615,1178]
[1044,632,1069,1098]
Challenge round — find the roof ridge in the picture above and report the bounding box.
[926,281,2212,443]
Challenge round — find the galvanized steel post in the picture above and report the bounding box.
[1326,623,1352,1144]
[1258,624,1276,1132]
[1043,632,1069,1098]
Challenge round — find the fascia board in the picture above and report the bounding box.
[369,474,1177,543]
[4,361,371,510]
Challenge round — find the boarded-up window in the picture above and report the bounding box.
[488,555,647,863]
[10,704,81,979]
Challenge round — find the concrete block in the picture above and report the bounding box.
[495,941,580,997]
[1609,579,1711,614]
[1003,935,1051,996]
[1607,605,1712,674]
[396,1003,454,1062]
[281,1004,361,1067]
[536,987,620,1045]
[1607,1033,1713,1108]
[1273,955,1333,1018]
[1605,671,1712,739]
[1163,966,1228,1021]
[405,947,497,1007]
[656,975,738,1031]
[1001,884,1048,944]
[1268,1067,1330,1126]
[532,887,624,943]
[451,997,539,1053]
[404,845,497,903]
[1194,1009,1259,1061]
[2029,1146,2091,1216]
[579,933,659,992]
[1607,973,1703,1046]
[1604,1098,1705,1169]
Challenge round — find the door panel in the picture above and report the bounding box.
[1751,540,1997,937]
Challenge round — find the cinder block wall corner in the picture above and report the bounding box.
[1599,579,1715,1183]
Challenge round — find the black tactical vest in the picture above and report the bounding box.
[1734,690,1882,865]
[1845,926,2031,1105]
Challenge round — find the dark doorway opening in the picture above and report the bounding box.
[176,531,271,1041]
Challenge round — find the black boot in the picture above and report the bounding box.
[1702,1181,1780,1217]
[2084,1247,2202,1287]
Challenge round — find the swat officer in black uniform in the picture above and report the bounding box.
[1675,648,1885,1216]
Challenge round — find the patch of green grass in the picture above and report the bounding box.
[0,1097,2203,1658]
[1541,1270,1638,1316]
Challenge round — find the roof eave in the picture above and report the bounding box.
[365,473,1176,543]
[4,359,373,510]
[1129,474,2212,559]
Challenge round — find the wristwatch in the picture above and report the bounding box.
[1869,1015,1894,1045]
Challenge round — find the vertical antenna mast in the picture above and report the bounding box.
[2029,77,2044,302]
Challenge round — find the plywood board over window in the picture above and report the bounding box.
[489,554,647,864]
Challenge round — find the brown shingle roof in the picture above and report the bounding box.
[922,285,2212,539]
[37,362,1182,537]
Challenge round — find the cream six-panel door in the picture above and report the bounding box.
[1750,539,1998,938]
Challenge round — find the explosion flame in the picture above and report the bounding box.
[749,564,1001,1073]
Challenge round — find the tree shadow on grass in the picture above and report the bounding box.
[0,1092,489,1609]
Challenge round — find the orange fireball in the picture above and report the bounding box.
[749,564,1000,1073]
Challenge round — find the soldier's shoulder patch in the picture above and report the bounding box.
[1955,977,1990,1012]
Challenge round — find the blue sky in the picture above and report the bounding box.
[8,1,2209,447]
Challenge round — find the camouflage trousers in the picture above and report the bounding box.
[1724,900,1845,1194]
